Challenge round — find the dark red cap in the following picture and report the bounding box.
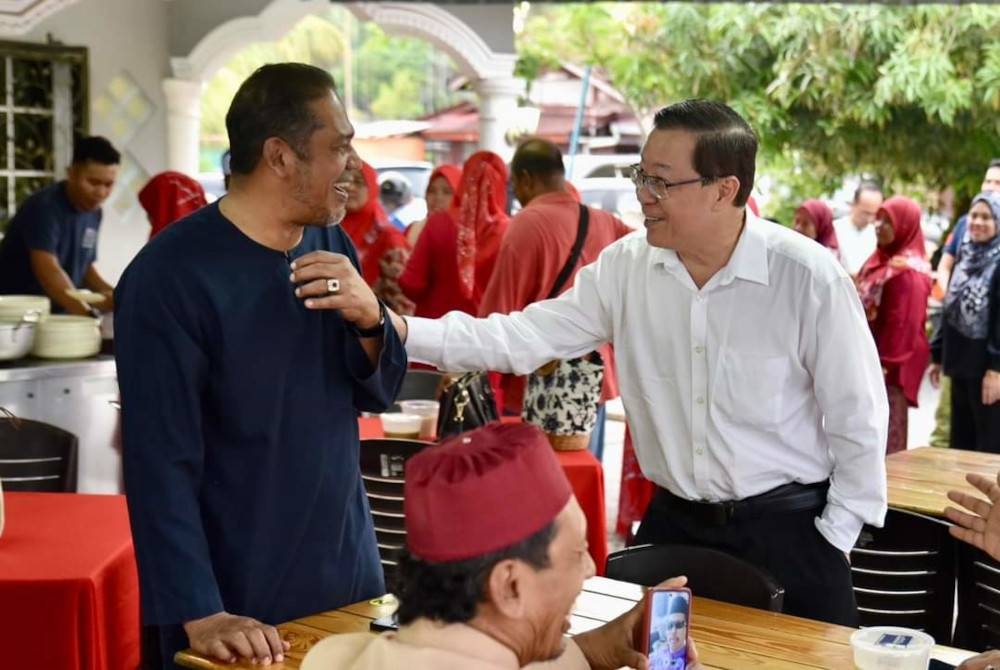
[404,422,573,562]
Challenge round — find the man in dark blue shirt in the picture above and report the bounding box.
[0,136,119,314]
[115,64,408,668]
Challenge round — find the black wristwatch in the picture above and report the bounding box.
[346,300,386,338]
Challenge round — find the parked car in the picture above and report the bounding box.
[370,159,433,227]
[573,177,643,229]
[565,153,640,181]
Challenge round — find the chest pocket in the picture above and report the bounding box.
[714,350,790,430]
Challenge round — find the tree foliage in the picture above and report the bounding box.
[517,3,1000,220]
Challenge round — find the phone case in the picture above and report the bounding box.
[642,588,691,667]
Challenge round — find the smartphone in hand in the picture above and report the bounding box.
[642,587,692,670]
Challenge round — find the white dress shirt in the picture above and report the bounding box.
[406,215,888,553]
[833,215,877,275]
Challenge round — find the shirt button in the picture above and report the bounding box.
[694,345,705,354]
[696,396,705,405]
[695,448,704,455]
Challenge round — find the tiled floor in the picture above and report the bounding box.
[598,372,942,554]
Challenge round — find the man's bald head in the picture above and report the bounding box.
[511,138,566,206]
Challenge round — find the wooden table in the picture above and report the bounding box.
[176,576,977,669]
[887,446,1000,517]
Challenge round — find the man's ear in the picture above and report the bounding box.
[261,137,295,178]
[484,559,528,620]
[714,175,741,210]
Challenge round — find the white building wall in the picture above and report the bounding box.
[18,0,171,283]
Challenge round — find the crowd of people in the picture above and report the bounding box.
[2,59,1000,669]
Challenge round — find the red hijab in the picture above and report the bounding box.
[140,171,207,239]
[453,151,510,300]
[340,162,408,285]
[856,196,931,317]
[797,199,839,253]
[427,165,461,202]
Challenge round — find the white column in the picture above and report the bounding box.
[474,76,523,162]
[161,78,203,177]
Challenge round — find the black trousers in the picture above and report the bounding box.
[635,488,858,627]
[951,376,1000,453]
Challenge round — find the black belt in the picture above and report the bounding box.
[656,481,829,526]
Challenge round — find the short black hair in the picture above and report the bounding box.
[511,138,565,180]
[988,158,1000,170]
[853,181,883,203]
[395,521,556,625]
[652,100,757,207]
[225,62,338,175]
[72,136,120,166]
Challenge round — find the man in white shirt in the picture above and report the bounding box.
[396,100,888,626]
[833,182,883,276]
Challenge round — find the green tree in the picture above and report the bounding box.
[517,3,1000,221]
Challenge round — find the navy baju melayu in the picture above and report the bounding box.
[114,203,406,667]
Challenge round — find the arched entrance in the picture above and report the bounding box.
[164,0,522,175]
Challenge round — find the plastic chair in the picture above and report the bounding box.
[954,543,1000,651]
[395,370,444,404]
[605,543,785,612]
[0,416,78,492]
[360,438,430,591]
[851,508,956,644]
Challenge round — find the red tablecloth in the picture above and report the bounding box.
[0,492,140,670]
[359,416,608,574]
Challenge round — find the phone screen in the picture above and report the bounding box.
[646,589,691,670]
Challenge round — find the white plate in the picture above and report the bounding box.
[65,289,108,304]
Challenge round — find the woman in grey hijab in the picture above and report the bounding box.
[930,192,1000,452]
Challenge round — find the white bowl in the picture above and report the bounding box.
[850,627,933,670]
[32,315,101,359]
[0,294,50,321]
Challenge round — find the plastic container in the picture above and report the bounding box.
[398,400,440,441]
[379,413,423,439]
[850,627,934,670]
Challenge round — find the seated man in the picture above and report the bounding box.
[0,136,119,315]
[303,422,703,669]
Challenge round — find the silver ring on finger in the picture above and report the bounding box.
[326,278,341,295]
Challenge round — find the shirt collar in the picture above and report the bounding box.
[651,211,770,288]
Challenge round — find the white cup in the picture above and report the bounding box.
[398,400,440,441]
[379,412,423,439]
[850,627,933,670]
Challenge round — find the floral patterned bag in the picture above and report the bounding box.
[521,205,604,451]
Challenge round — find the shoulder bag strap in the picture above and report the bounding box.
[546,204,590,300]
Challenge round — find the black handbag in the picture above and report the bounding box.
[435,372,500,440]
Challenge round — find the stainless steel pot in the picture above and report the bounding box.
[0,318,37,361]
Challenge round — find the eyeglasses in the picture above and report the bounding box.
[629,164,717,200]
[664,621,687,631]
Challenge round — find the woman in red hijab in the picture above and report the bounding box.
[405,165,460,247]
[340,162,414,315]
[400,151,510,318]
[793,199,840,260]
[139,171,207,239]
[856,195,932,454]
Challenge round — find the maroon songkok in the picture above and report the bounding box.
[404,422,573,562]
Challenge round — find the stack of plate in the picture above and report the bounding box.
[0,294,51,321]
[31,315,101,359]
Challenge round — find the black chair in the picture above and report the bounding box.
[395,370,444,404]
[850,508,956,644]
[954,543,1000,651]
[0,416,78,492]
[605,543,785,612]
[360,438,431,591]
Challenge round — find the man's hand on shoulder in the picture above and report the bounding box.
[183,611,289,665]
